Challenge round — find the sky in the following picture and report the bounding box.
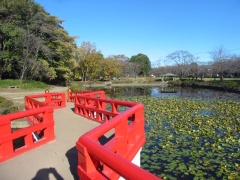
[35,0,240,66]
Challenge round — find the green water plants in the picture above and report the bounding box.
[122,96,240,179]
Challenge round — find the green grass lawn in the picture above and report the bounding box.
[0,79,49,90]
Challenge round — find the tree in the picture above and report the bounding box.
[76,41,103,82]
[0,0,25,79]
[0,0,77,83]
[166,50,196,78]
[129,53,151,76]
[229,56,240,77]
[0,0,50,82]
[51,27,77,83]
[128,62,142,78]
[197,62,209,80]
[186,62,199,80]
[100,56,121,80]
[0,23,24,79]
[112,54,129,77]
[209,46,230,81]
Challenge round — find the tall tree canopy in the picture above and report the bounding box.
[129,53,151,76]
[101,55,122,80]
[76,41,104,82]
[0,0,77,83]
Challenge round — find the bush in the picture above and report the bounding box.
[0,97,19,115]
[0,99,13,108]
[0,96,6,103]
[2,105,19,114]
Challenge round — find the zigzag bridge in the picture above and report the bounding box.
[0,90,160,179]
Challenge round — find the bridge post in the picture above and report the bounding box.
[0,117,13,159]
[42,107,55,139]
[119,148,142,180]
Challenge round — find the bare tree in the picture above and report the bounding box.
[150,67,164,77]
[186,62,199,81]
[111,54,129,77]
[166,50,196,78]
[228,55,240,77]
[128,62,141,78]
[209,46,230,81]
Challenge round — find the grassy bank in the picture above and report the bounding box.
[0,80,49,114]
[0,79,49,90]
[169,78,240,93]
[70,77,240,93]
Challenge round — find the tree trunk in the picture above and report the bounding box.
[220,74,224,81]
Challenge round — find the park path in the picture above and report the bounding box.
[0,86,68,107]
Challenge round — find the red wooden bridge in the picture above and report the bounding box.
[0,91,160,180]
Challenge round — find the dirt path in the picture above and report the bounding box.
[0,86,68,106]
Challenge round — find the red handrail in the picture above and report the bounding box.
[75,91,161,180]
[0,106,55,162]
[0,92,66,162]
[67,90,93,102]
[25,92,66,109]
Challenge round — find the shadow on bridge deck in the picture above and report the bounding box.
[0,102,100,180]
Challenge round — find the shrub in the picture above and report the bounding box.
[0,99,13,108]
[3,105,19,114]
[0,97,19,115]
[0,96,6,103]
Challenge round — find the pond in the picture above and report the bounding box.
[87,86,240,100]
[87,86,240,179]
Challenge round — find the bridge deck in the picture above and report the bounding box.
[0,102,100,180]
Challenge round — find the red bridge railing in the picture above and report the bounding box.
[0,92,66,162]
[67,90,93,102]
[73,91,160,180]
[25,92,66,110]
[0,106,55,162]
[0,90,160,179]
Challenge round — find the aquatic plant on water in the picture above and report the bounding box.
[121,96,240,180]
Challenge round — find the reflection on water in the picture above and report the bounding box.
[86,86,240,100]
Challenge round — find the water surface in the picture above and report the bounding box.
[87,86,240,100]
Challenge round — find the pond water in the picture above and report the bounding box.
[87,86,240,101]
[87,86,240,179]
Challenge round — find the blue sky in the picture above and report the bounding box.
[35,0,240,66]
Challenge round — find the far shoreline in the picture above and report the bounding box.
[83,82,169,88]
